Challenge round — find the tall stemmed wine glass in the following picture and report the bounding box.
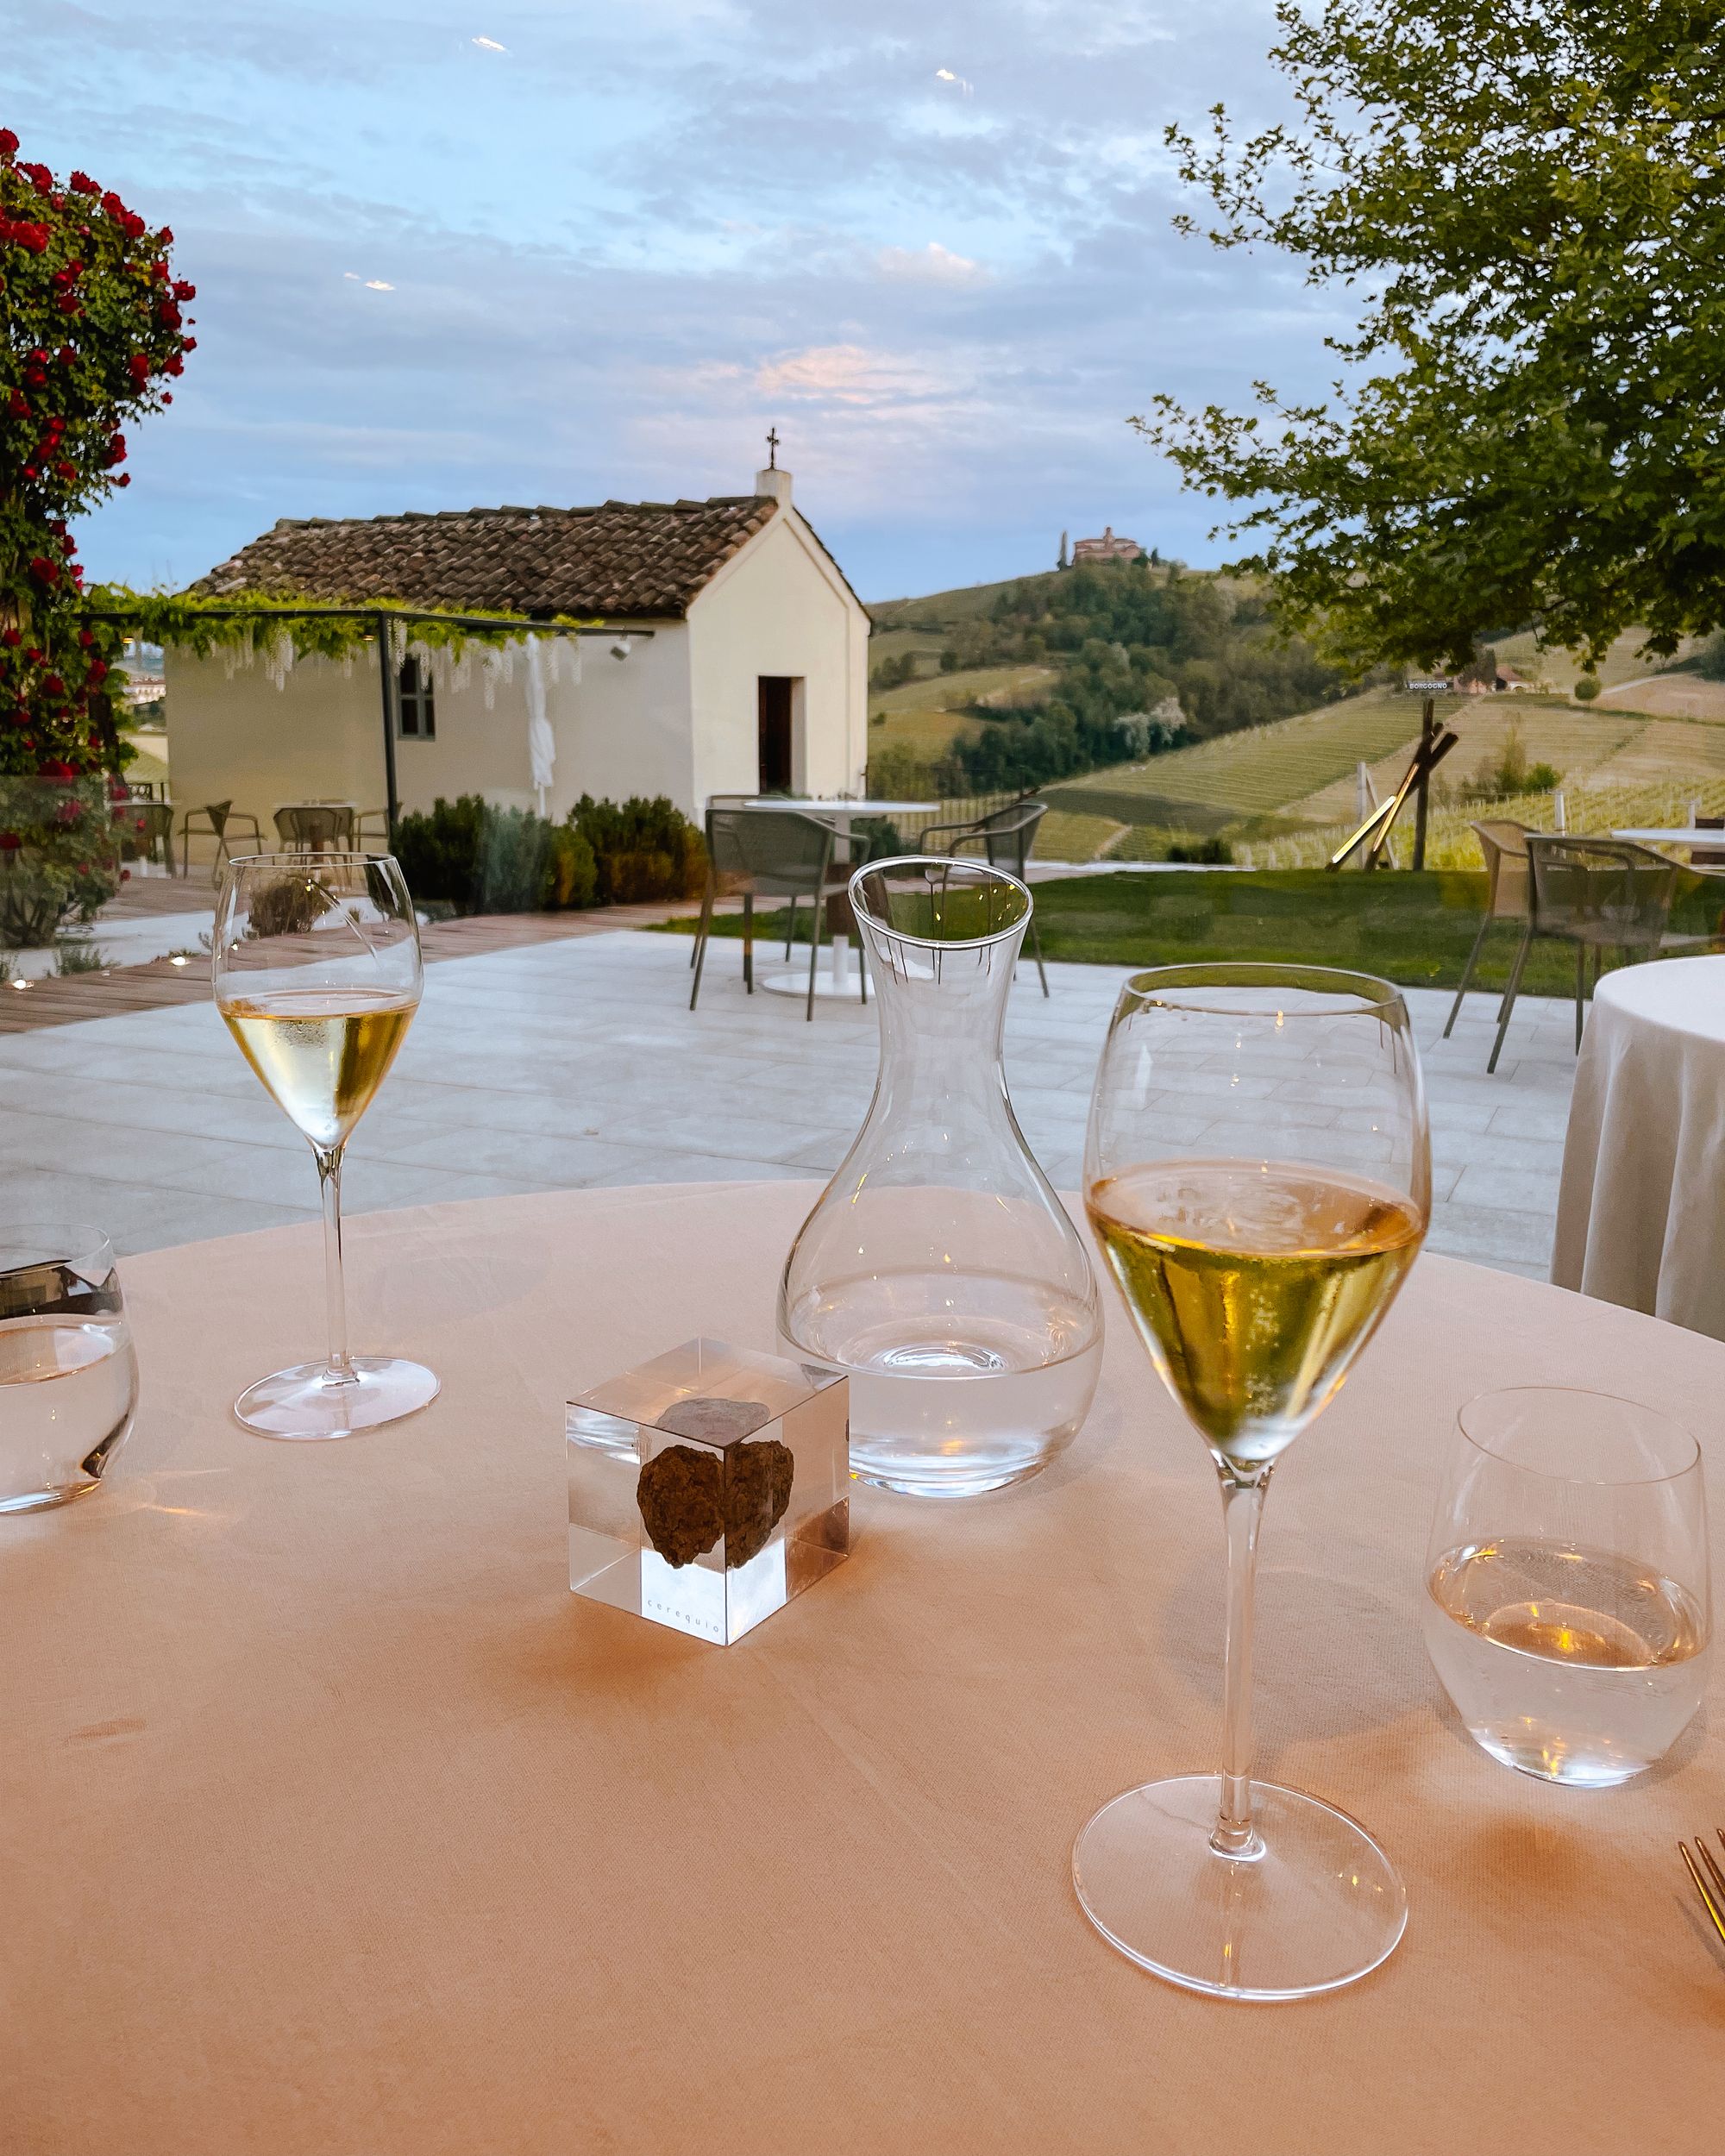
[214,853,436,1438]
[1079,964,1430,2000]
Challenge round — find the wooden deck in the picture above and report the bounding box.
[0,902,705,1034]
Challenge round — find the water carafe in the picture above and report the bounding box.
[778,857,1101,1496]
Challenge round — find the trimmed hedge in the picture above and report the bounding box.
[392,793,701,915]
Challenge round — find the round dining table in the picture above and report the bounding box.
[1553,953,1725,1338]
[6,1182,1723,2154]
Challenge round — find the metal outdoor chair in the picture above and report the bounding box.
[356,807,392,849]
[689,796,758,969]
[1487,835,1679,1074]
[177,799,263,884]
[130,799,177,877]
[920,799,1050,994]
[690,805,857,1022]
[1443,820,1534,1039]
[275,803,357,855]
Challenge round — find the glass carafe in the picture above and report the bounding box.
[778,856,1102,1497]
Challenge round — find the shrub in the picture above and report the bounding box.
[0,777,121,947]
[392,795,487,908]
[543,824,597,909]
[1574,674,1602,702]
[1167,836,1236,865]
[392,793,702,913]
[568,794,706,905]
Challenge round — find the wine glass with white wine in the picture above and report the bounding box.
[1078,963,1430,2000]
[214,852,436,1438]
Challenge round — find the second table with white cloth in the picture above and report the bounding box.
[1552,952,1725,1337]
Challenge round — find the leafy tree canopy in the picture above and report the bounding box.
[1136,1,1725,672]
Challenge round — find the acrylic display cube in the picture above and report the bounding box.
[568,1338,849,1645]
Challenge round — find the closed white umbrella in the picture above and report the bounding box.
[524,635,555,815]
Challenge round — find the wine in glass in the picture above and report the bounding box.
[214,852,437,1438]
[1078,963,1430,2000]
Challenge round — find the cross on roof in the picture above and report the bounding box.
[766,426,780,470]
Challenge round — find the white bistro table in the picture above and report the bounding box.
[731,798,936,1000]
[1552,951,1725,1337]
[1611,827,1725,851]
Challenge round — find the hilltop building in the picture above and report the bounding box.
[1071,527,1145,565]
[165,460,869,827]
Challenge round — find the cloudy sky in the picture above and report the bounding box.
[9,1,1338,601]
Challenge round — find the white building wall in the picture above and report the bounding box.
[686,510,869,806]
[164,627,696,829]
[166,649,385,838]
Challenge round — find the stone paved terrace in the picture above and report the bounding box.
[0,925,1575,1276]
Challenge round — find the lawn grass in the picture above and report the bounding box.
[662,868,1722,995]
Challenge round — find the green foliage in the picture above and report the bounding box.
[869,650,921,691]
[393,793,701,913]
[1692,633,1725,683]
[1574,674,1603,703]
[1458,724,1561,802]
[567,793,706,906]
[882,561,1343,795]
[1137,3,1725,671]
[53,932,105,973]
[543,823,598,910]
[2,132,193,777]
[1167,836,1236,864]
[0,777,120,945]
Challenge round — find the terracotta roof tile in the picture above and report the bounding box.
[190,497,781,620]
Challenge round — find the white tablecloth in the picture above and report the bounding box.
[1552,953,1725,1335]
[6,1183,1725,2153]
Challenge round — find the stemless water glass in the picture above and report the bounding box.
[214,852,436,1438]
[1425,1388,1710,1787]
[0,1225,138,1512]
[1077,963,1430,2001]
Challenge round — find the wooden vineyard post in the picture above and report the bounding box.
[1412,695,1437,870]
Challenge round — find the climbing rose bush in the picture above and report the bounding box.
[0,127,195,778]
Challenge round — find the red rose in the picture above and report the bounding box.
[164,354,183,377]
[1,630,19,649]
[69,171,97,193]
[0,833,19,852]
[54,460,74,480]
[56,345,73,364]
[78,629,93,649]
[38,759,76,780]
[44,674,66,696]
[128,353,149,384]
[116,473,131,486]
[27,558,59,585]
[172,279,196,300]
[6,392,28,417]
[101,191,124,217]
[86,660,108,684]
[0,128,18,158]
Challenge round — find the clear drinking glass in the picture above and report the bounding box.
[213,852,436,1438]
[1077,963,1430,2000]
[1424,1388,1710,1787]
[778,856,1101,1496]
[0,1225,138,1512]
